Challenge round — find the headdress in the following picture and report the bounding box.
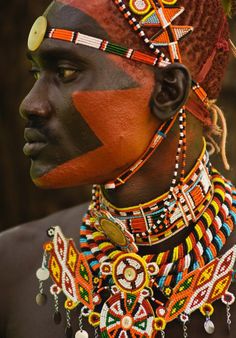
[27,0,235,191]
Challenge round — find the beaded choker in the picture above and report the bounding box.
[36,167,236,338]
[93,142,213,246]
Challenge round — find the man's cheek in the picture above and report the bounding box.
[72,87,156,150]
[33,87,158,188]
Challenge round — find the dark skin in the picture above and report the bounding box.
[0,2,235,338]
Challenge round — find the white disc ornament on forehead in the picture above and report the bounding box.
[28,16,47,52]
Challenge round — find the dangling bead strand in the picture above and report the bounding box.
[35,251,50,306]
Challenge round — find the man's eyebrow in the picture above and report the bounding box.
[26,46,86,63]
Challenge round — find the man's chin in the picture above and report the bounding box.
[30,161,58,188]
[29,153,128,189]
[30,159,87,189]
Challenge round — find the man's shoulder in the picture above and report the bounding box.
[0,203,89,295]
[0,203,89,337]
[0,202,89,276]
[0,202,89,250]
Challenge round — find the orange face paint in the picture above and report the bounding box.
[34,85,159,188]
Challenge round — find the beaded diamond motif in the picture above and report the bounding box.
[165,245,236,322]
[46,227,94,310]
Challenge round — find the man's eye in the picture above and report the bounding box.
[58,68,78,80]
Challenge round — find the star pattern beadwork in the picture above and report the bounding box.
[114,0,193,63]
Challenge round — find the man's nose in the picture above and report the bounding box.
[19,79,52,120]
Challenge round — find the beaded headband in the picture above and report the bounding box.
[27,0,207,104]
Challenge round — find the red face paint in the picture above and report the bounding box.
[34,85,159,188]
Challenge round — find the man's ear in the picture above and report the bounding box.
[150,63,191,120]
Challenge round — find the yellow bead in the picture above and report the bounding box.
[153,317,166,331]
[186,237,193,253]
[200,303,214,317]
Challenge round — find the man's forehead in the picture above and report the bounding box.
[45,1,110,40]
[53,0,112,23]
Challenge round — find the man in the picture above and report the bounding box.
[0,0,236,337]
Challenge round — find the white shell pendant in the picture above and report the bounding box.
[204,319,215,334]
[36,268,50,281]
[75,330,89,338]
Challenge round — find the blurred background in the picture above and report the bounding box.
[0,1,236,232]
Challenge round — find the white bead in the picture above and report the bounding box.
[75,330,89,338]
[124,267,136,281]
[36,268,50,281]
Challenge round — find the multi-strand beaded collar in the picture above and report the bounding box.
[36,146,236,338]
[94,142,213,246]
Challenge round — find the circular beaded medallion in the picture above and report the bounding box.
[112,253,148,293]
[100,293,155,337]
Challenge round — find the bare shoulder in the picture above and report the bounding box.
[0,202,89,338]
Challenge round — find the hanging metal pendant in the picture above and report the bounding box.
[222,291,235,333]
[75,330,89,338]
[53,311,62,325]
[36,293,47,306]
[65,326,73,338]
[36,267,50,281]
[204,319,215,334]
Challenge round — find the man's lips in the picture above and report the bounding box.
[24,128,47,143]
[23,128,48,158]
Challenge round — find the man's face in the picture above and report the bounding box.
[20,1,159,188]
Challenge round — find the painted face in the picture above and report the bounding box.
[20,1,159,188]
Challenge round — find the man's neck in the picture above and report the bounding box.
[100,114,204,255]
[102,114,204,207]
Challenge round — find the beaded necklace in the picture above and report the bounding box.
[94,142,213,246]
[36,164,236,338]
[81,169,235,281]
